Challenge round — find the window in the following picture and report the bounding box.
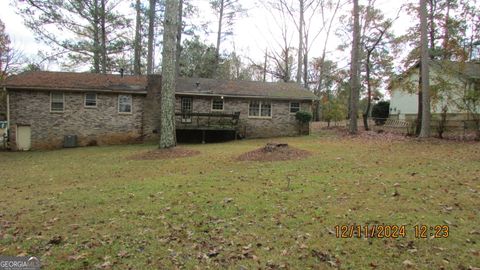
[85,93,97,108]
[290,102,300,114]
[118,94,132,113]
[212,98,224,111]
[50,92,64,112]
[249,101,260,117]
[249,100,272,118]
[261,102,271,117]
[181,97,192,123]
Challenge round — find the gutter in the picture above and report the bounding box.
[5,86,318,101]
[5,86,147,95]
[175,92,318,101]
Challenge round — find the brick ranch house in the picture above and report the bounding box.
[2,71,316,150]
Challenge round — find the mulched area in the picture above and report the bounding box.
[237,143,311,162]
[129,147,200,160]
[337,128,411,142]
[332,127,479,143]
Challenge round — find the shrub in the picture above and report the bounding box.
[295,111,312,123]
[372,101,390,125]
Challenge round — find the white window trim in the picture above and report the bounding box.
[84,93,97,108]
[248,100,272,119]
[50,92,65,113]
[118,94,133,114]
[211,98,224,112]
[289,101,300,114]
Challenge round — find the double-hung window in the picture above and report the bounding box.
[249,100,271,118]
[212,98,224,111]
[50,92,64,112]
[290,102,300,114]
[85,93,97,108]
[118,94,132,113]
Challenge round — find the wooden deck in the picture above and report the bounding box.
[175,112,240,143]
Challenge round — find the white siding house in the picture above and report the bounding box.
[389,61,480,121]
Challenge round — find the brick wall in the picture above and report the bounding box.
[175,95,313,138]
[8,84,314,150]
[142,75,162,141]
[8,90,143,150]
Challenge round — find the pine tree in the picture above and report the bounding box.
[159,0,180,148]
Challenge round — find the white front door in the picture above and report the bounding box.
[16,125,31,151]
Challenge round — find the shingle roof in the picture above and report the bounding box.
[4,71,317,100]
[4,71,147,94]
[176,77,317,100]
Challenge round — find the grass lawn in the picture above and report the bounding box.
[0,131,479,269]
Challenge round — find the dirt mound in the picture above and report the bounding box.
[130,147,200,160]
[237,143,311,162]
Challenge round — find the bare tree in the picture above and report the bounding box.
[361,4,400,130]
[419,0,431,138]
[349,0,360,134]
[314,0,342,120]
[147,0,156,74]
[159,0,180,148]
[262,1,295,82]
[210,0,244,76]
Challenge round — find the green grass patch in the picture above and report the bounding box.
[0,131,479,269]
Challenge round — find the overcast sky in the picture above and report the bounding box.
[0,0,413,73]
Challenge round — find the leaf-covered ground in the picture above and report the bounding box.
[0,131,479,269]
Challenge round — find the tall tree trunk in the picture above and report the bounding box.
[159,0,179,149]
[214,0,224,77]
[100,0,107,74]
[363,28,386,131]
[419,0,431,138]
[349,0,360,134]
[442,0,450,60]
[315,0,340,121]
[175,0,183,77]
[133,0,142,75]
[428,0,435,53]
[303,49,308,88]
[416,66,423,135]
[147,0,156,74]
[296,0,304,84]
[364,50,372,131]
[93,0,101,73]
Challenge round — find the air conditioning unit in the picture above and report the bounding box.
[64,135,78,148]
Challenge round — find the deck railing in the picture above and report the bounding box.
[175,112,240,130]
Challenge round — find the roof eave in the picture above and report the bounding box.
[5,85,147,94]
[176,91,317,101]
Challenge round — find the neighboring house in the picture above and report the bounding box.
[3,71,316,150]
[389,60,480,122]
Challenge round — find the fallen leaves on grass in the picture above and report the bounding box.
[129,147,200,160]
[47,235,63,245]
[237,143,311,162]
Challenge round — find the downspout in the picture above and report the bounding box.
[4,86,8,128]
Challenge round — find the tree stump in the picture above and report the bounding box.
[264,143,288,152]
